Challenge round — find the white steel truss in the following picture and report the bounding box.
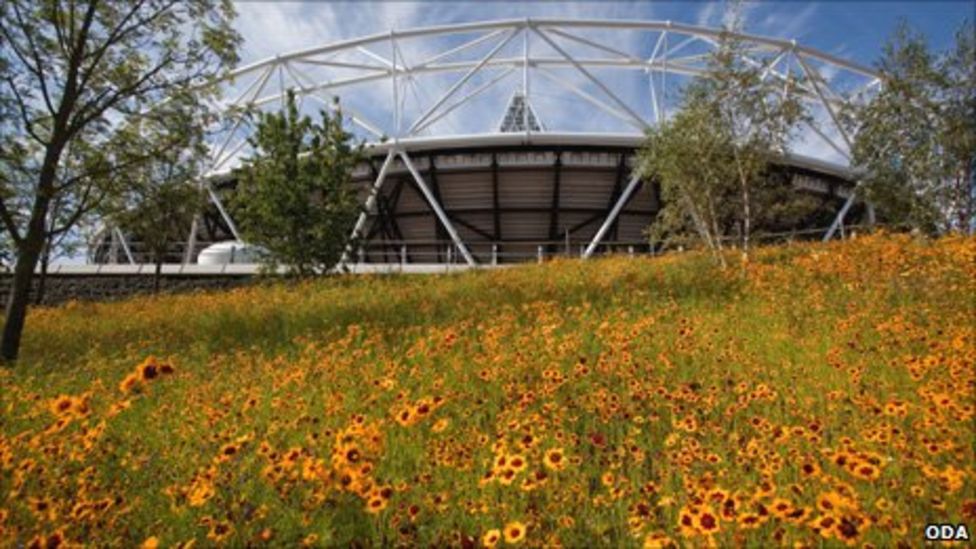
[197,18,881,262]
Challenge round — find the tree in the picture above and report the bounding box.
[35,193,88,305]
[107,99,208,293]
[113,181,205,293]
[0,0,239,362]
[35,140,104,304]
[232,91,363,277]
[639,96,739,265]
[638,7,808,265]
[848,20,975,233]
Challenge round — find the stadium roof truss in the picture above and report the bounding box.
[193,18,881,266]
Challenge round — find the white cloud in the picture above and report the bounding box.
[696,3,720,27]
[754,2,818,41]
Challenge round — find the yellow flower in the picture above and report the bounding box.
[543,448,566,471]
[482,528,501,548]
[643,530,675,548]
[188,482,215,507]
[365,496,388,514]
[503,521,527,544]
[142,536,160,549]
[507,454,527,473]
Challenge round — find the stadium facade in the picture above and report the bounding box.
[91,19,880,266]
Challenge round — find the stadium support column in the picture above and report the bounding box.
[583,171,642,259]
[547,152,562,251]
[343,149,396,265]
[114,228,135,264]
[823,181,860,241]
[183,216,198,265]
[186,182,243,264]
[428,156,448,262]
[399,150,476,266]
[492,154,501,242]
[607,154,627,244]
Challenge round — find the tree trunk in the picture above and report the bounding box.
[742,181,751,253]
[1,140,63,363]
[706,197,727,270]
[154,259,162,294]
[959,165,973,234]
[35,242,50,306]
[1,234,44,362]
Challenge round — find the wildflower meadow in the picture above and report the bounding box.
[1,233,973,547]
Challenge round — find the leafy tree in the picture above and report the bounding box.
[638,8,809,265]
[35,194,87,305]
[35,140,109,304]
[113,181,205,293]
[639,96,738,265]
[232,92,363,277]
[848,20,975,233]
[0,0,239,362]
[107,104,208,293]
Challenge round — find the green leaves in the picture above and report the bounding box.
[638,12,811,262]
[849,19,975,233]
[0,0,242,359]
[106,88,210,272]
[233,91,363,277]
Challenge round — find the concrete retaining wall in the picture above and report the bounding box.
[0,273,255,308]
[0,262,483,308]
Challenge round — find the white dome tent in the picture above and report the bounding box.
[196,241,265,266]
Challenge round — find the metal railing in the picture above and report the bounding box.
[354,239,655,265]
[76,222,900,274]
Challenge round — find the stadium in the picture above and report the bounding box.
[90,19,880,267]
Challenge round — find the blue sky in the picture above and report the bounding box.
[233,2,970,69]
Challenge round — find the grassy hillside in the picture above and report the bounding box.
[1,234,974,547]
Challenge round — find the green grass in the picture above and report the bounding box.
[1,233,974,547]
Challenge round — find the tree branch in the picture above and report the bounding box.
[75,0,164,92]
[50,0,69,59]
[68,50,177,138]
[2,76,46,144]
[48,180,100,236]
[9,0,57,116]
[0,196,24,245]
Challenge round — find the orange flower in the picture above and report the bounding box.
[206,521,233,544]
[119,373,140,393]
[142,365,159,380]
[643,530,675,548]
[49,395,74,416]
[498,468,517,485]
[395,408,413,427]
[690,505,720,536]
